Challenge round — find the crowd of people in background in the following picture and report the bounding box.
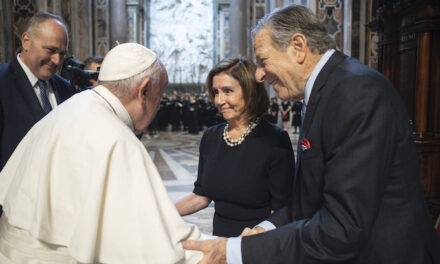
[265,97,303,133]
[74,54,305,138]
[148,91,224,136]
[145,90,304,137]
[78,55,305,138]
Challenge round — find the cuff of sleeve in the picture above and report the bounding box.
[256,220,276,231]
[199,232,218,240]
[226,237,243,264]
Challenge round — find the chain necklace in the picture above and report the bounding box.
[223,117,261,147]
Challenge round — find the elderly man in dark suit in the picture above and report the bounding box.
[183,4,440,264]
[0,12,76,170]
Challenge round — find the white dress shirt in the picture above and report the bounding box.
[17,54,58,108]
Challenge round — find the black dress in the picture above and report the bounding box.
[291,101,303,127]
[193,119,295,237]
[281,101,291,122]
[269,102,279,124]
[188,101,199,135]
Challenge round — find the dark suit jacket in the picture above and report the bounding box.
[0,57,76,169]
[242,51,440,263]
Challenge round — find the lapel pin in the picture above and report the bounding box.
[300,138,311,151]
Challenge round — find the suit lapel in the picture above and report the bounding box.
[10,58,45,120]
[295,51,347,178]
[302,51,347,138]
[302,91,320,137]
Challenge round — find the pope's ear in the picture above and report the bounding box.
[137,77,150,103]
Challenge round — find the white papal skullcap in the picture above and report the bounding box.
[98,43,157,81]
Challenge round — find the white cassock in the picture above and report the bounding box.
[0,85,202,264]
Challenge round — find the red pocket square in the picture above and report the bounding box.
[300,138,311,151]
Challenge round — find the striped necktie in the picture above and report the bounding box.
[37,80,52,114]
[301,101,306,123]
[295,101,306,173]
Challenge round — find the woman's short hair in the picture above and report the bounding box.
[206,57,269,120]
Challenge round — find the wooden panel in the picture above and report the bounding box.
[371,0,440,220]
[429,31,440,134]
[416,138,440,218]
[398,47,416,121]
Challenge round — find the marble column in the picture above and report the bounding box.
[230,0,248,58]
[70,0,94,61]
[110,0,128,45]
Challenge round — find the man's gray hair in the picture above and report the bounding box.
[25,12,69,41]
[252,4,336,54]
[99,59,162,99]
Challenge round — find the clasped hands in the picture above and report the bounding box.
[182,226,266,264]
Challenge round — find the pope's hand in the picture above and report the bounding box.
[182,237,227,264]
[239,226,266,237]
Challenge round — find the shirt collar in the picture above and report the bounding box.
[303,49,335,106]
[17,53,40,87]
[93,85,134,131]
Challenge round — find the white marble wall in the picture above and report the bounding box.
[149,0,213,84]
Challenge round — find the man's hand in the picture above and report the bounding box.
[239,226,266,237]
[182,237,227,264]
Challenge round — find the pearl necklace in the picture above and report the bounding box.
[223,117,261,147]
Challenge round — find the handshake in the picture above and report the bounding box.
[182,226,267,264]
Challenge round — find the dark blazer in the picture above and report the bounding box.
[0,57,76,169]
[242,51,440,263]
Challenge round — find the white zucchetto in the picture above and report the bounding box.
[98,43,157,81]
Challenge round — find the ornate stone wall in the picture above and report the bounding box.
[69,0,94,61]
[316,0,344,51]
[215,1,231,62]
[95,0,110,57]
[149,0,213,85]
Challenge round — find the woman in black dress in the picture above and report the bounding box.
[280,100,291,131]
[269,97,279,124]
[291,100,303,133]
[175,58,295,237]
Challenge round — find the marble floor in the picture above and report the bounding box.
[141,128,299,235]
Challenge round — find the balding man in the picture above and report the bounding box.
[0,12,76,170]
[0,43,202,263]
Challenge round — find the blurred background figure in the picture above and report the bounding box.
[187,95,199,135]
[269,97,279,125]
[280,100,291,131]
[83,55,103,87]
[158,93,170,131]
[182,93,191,131]
[170,93,182,131]
[291,100,303,134]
